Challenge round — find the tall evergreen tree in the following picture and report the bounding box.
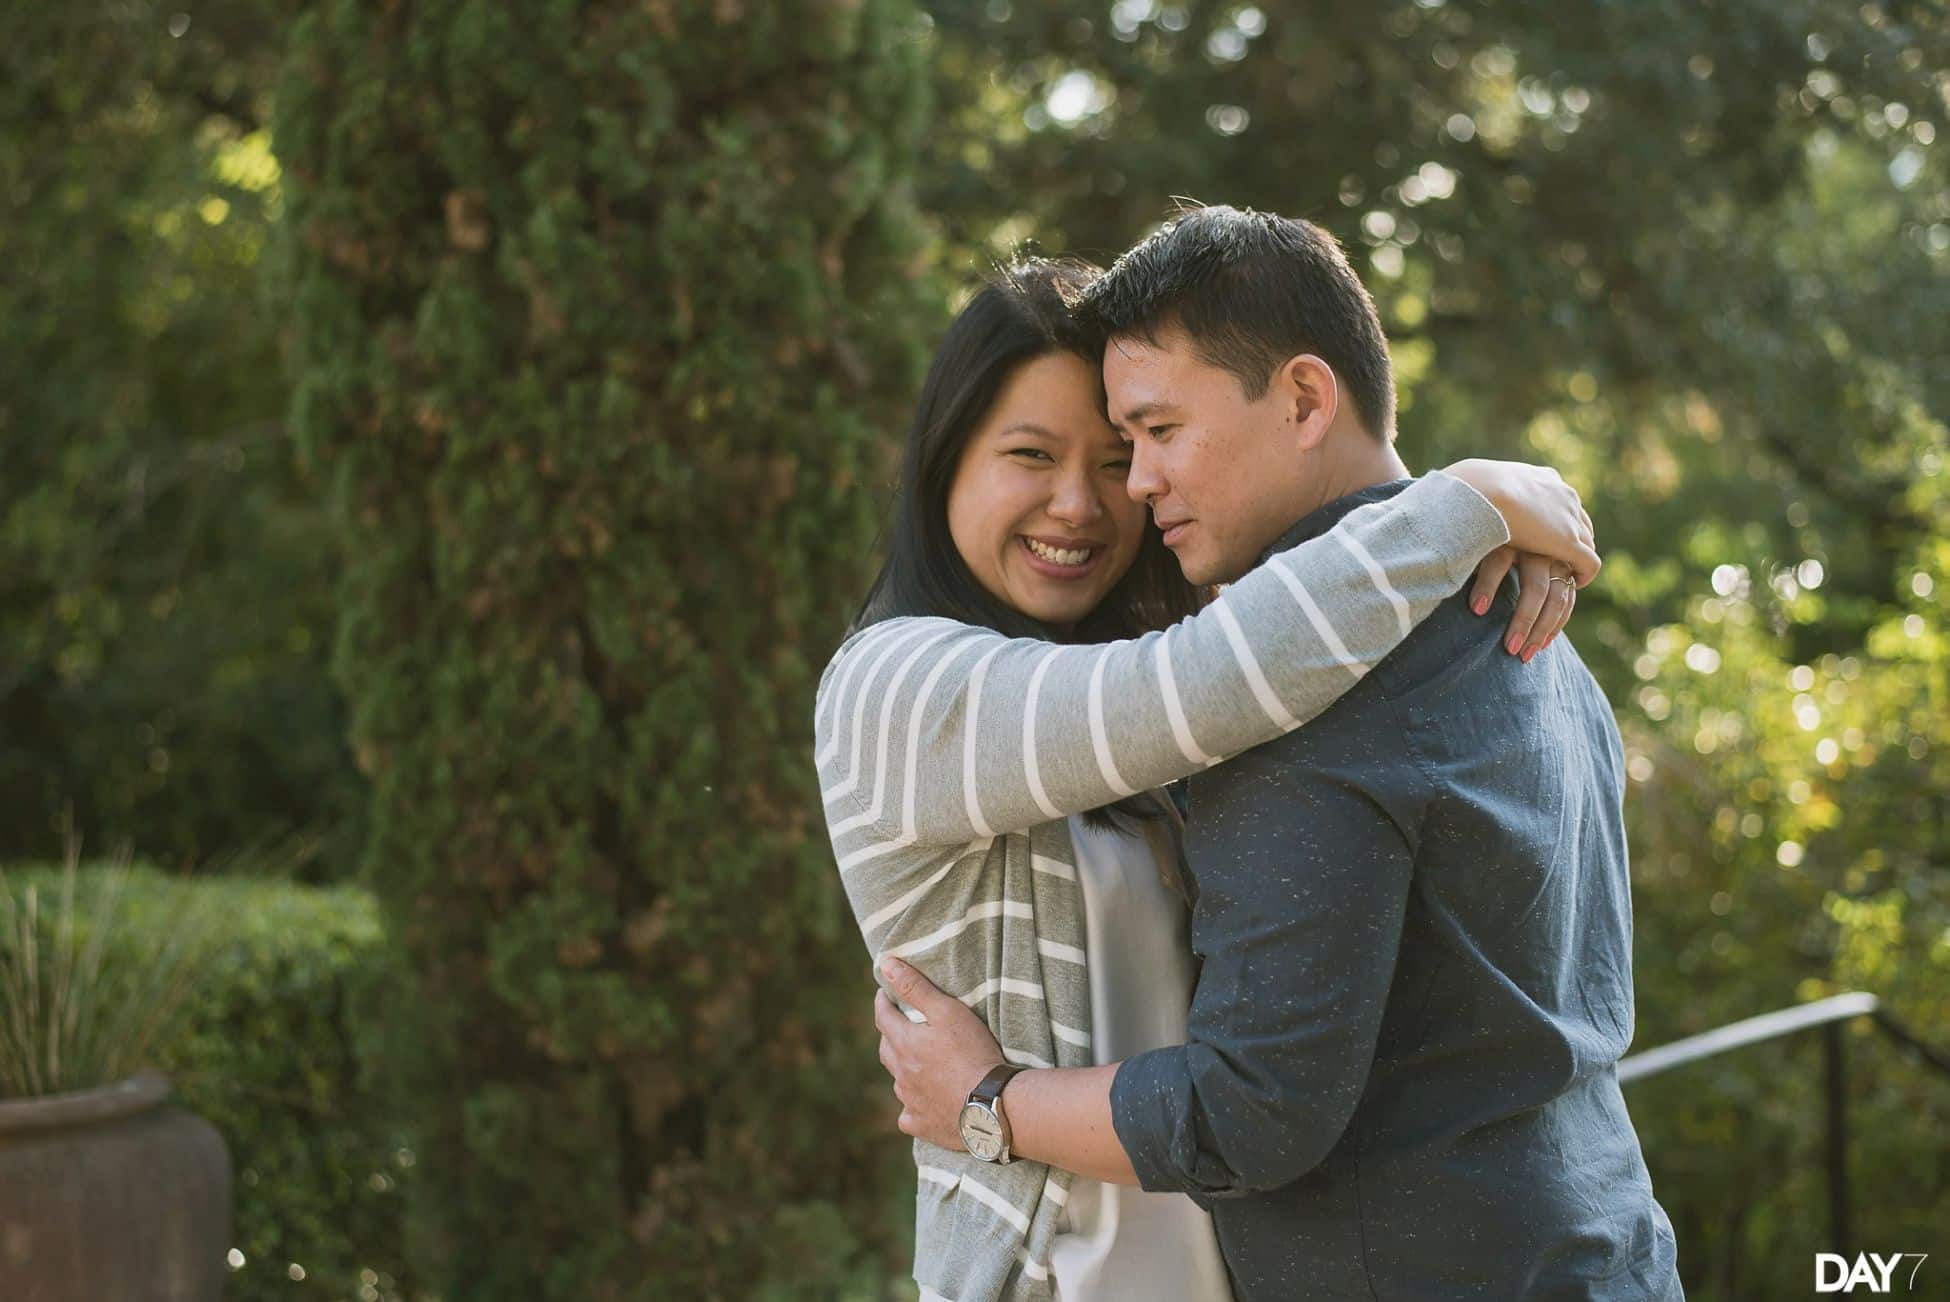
[276,2,935,1294]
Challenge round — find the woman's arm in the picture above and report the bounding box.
[814,466,1572,864]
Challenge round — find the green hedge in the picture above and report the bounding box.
[3,863,423,1302]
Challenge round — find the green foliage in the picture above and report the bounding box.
[922,0,1948,616]
[5,1,1946,1296]
[275,1,936,1296]
[0,842,217,1096]
[1617,466,1950,1293]
[914,5,1949,1293]
[3,861,424,1302]
[0,4,365,876]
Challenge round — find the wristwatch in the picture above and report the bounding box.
[957,1062,1024,1163]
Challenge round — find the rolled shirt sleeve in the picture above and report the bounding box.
[1108,708,1427,1198]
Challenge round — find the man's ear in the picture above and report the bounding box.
[1278,354,1339,452]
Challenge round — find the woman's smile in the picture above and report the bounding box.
[946,350,1150,628]
[1019,534,1106,578]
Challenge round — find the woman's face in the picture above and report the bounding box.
[946,351,1151,631]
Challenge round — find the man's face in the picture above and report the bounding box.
[1104,323,1313,586]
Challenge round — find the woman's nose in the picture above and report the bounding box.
[1047,467,1106,526]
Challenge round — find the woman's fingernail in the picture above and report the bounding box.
[1473,596,1489,615]
[1522,647,1535,663]
[1507,635,1522,655]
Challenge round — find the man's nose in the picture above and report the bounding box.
[1126,442,1166,506]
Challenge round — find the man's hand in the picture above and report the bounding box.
[873,956,1008,1152]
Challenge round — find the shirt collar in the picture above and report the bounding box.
[1256,477,1419,569]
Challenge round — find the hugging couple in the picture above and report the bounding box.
[813,205,1682,1301]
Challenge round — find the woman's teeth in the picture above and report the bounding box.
[1025,538,1092,567]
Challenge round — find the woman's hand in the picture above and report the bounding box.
[1468,547,1579,662]
[1440,459,1596,661]
[1440,459,1599,586]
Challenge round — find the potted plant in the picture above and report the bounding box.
[0,830,231,1301]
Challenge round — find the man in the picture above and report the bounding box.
[874,206,1682,1298]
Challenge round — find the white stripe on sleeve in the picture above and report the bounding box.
[836,834,913,875]
[901,636,981,837]
[1029,854,1074,881]
[879,900,1033,960]
[828,627,956,830]
[958,977,1045,1006]
[961,643,1006,839]
[860,839,992,933]
[816,619,909,766]
[1153,630,1216,766]
[1021,646,1067,821]
[1036,938,1086,966]
[1333,528,1414,637]
[1086,648,1136,798]
[1213,598,1298,730]
[1265,556,1367,679]
[957,1173,1032,1235]
[823,621,936,801]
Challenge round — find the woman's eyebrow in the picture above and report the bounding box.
[999,422,1059,439]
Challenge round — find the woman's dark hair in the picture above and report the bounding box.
[853,257,1205,836]
[854,257,1200,643]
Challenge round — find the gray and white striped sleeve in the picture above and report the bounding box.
[814,470,1509,854]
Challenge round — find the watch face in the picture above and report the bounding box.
[959,1102,1005,1161]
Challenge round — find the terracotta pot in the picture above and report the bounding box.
[0,1071,231,1301]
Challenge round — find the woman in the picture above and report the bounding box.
[814,260,1592,1302]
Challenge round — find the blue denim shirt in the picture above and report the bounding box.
[1109,478,1683,1300]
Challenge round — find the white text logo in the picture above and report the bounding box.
[1815,1253,1928,1294]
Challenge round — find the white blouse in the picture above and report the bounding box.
[1049,805,1236,1302]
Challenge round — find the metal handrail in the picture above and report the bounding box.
[1617,991,1950,1256]
[1617,992,1881,1082]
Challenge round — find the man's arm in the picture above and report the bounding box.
[1109,733,1424,1195]
[872,969,1138,1183]
[872,717,1425,1193]
[995,1064,1135,1184]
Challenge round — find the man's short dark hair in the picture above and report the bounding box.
[1078,205,1397,440]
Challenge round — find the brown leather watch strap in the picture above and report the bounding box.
[969,1061,1024,1108]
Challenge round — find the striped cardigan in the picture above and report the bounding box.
[812,470,1510,1302]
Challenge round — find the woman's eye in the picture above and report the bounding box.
[1008,448,1054,462]
[1105,458,1133,473]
